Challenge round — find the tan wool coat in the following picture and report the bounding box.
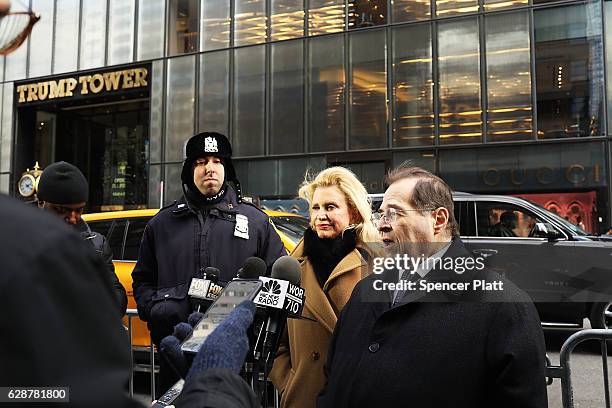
[270,238,370,408]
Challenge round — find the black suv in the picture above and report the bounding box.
[370,192,612,329]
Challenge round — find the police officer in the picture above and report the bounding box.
[37,161,127,317]
[132,132,286,396]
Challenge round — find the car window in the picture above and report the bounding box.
[123,218,150,261]
[454,201,476,237]
[271,216,309,244]
[88,220,113,237]
[107,220,127,260]
[475,201,548,238]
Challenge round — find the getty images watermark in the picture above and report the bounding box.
[369,251,505,295]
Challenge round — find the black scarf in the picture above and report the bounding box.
[184,183,228,210]
[303,227,357,287]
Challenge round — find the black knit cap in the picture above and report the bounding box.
[180,132,238,188]
[38,161,89,204]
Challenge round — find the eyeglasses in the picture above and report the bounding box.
[47,203,86,216]
[371,207,434,225]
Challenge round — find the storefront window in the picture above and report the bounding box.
[436,0,478,17]
[271,0,304,41]
[535,4,605,139]
[80,0,107,70]
[168,0,198,55]
[108,0,135,66]
[349,0,387,29]
[53,0,79,74]
[200,0,230,51]
[392,0,430,22]
[235,0,267,46]
[349,29,387,150]
[309,34,345,152]
[309,0,345,35]
[485,12,532,142]
[484,0,527,12]
[271,40,304,155]
[165,56,196,162]
[137,0,165,61]
[438,18,482,144]
[198,50,229,136]
[29,0,53,78]
[233,45,265,157]
[393,23,434,147]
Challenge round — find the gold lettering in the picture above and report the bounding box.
[79,75,91,94]
[565,164,585,185]
[510,168,526,185]
[536,167,554,185]
[122,70,134,88]
[49,79,65,99]
[594,164,601,183]
[134,68,148,87]
[16,85,27,103]
[103,71,122,91]
[65,78,77,96]
[37,82,48,100]
[90,74,104,93]
[482,168,500,186]
[27,84,38,102]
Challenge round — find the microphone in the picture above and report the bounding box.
[253,256,304,376]
[188,267,222,313]
[181,258,267,354]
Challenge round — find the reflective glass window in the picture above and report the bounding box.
[29,0,53,78]
[606,2,612,133]
[233,46,265,157]
[438,18,482,144]
[309,0,344,35]
[168,0,198,55]
[150,60,164,163]
[148,164,161,208]
[271,40,304,155]
[164,163,182,204]
[53,0,79,74]
[484,0,527,12]
[0,173,8,194]
[137,0,165,61]
[165,56,196,162]
[349,29,387,150]
[5,37,27,81]
[198,50,229,136]
[235,0,266,47]
[486,12,532,142]
[349,0,387,29]
[108,0,135,66]
[308,34,345,152]
[80,0,107,70]
[200,0,230,51]
[393,0,430,22]
[535,4,604,139]
[1,84,12,173]
[271,0,304,41]
[393,24,433,147]
[436,0,478,17]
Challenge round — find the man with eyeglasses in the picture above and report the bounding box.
[37,161,127,317]
[318,166,547,408]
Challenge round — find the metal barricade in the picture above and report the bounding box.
[125,309,156,402]
[546,329,612,408]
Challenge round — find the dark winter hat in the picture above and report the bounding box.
[37,161,89,204]
[180,132,237,187]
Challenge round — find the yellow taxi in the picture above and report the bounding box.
[82,208,309,350]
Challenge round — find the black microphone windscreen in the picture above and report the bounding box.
[240,257,267,279]
[271,256,302,285]
[204,266,221,282]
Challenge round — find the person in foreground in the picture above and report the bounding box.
[317,166,548,408]
[270,166,380,408]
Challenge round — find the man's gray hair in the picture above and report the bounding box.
[385,166,459,237]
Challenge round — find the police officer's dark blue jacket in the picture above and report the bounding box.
[132,185,286,344]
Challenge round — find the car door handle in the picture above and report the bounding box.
[472,248,498,258]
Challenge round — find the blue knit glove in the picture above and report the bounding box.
[186,300,256,382]
[159,311,204,378]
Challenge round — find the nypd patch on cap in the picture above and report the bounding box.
[184,132,232,161]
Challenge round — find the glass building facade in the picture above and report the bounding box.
[0,0,611,231]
